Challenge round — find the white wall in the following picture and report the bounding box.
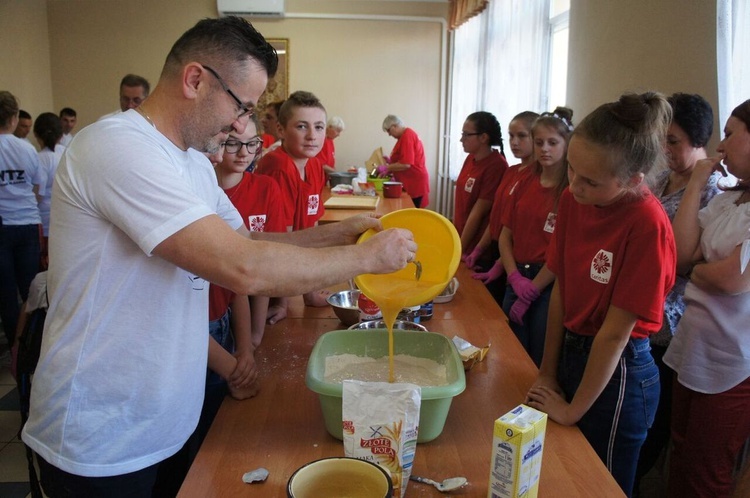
[0,0,54,121]
[567,0,719,149]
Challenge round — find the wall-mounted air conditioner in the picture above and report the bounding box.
[217,0,285,19]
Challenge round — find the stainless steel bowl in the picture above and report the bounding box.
[327,290,361,326]
[328,172,358,188]
[347,320,428,332]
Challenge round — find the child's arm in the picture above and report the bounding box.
[464,225,491,267]
[460,199,493,254]
[528,304,636,425]
[228,293,257,389]
[249,295,270,348]
[531,264,555,292]
[528,280,564,393]
[672,157,720,271]
[207,336,237,381]
[499,226,519,275]
[691,243,750,295]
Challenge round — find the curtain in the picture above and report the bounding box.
[445,0,549,182]
[717,0,750,130]
[449,0,490,30]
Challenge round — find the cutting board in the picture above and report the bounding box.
[324,195,380,210]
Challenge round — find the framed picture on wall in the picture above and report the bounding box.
[259,38,288,110]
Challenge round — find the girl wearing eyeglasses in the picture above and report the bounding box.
[453,111,508,258]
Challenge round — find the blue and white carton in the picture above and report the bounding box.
[488,404,547,498]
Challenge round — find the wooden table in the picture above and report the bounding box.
[319,187,415,224]
[178,266,624,497]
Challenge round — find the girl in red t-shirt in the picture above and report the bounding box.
[453,111,508,255]
[526,93,676,497]
[468,111,539,304]
[498,109,574,366]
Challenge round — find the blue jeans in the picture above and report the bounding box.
[558,331,659,497]
[0,223,40,345]
[207,310,234,386]
[502,263,552,367]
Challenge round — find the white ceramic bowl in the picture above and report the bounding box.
[434,277,459,304]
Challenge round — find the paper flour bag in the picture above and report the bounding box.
[342,380,421,498]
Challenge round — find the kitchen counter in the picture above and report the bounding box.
[178,265,624,497]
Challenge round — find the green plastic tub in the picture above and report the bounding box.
[306,330,466,443]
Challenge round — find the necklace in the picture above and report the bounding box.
[136,105,156,129]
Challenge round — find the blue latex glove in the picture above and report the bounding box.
[472,260,504,284]
[507,270,540,302]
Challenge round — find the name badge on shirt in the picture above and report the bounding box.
[308,194,320,215]
[590,249,613,284]
[464,177,475,193]
[248,214,267,232]
[543,212,557,233]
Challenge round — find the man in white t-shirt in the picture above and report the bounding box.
[22,16,416,497]
[98,74,151,121]
[58,107,76,147]
[12,109,32,141]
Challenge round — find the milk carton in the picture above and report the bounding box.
[488,404,547,498]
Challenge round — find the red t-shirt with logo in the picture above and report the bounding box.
[546,188,676,338]
[488,164,534,241]
[454,150,507,250]
[255,146,326,230]
[501,170,558,264]
[208,172,286,320]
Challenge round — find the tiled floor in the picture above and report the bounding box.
[0,350,32,498]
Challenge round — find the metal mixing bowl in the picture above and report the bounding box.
[326,290,361,326]
[348,320,428,332]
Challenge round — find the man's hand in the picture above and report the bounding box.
[336,213,383,245]
[360,228,417,275]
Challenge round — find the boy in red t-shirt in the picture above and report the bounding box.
[255,91,331,312]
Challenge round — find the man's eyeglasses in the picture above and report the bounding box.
[222,138,262,154]
[201,64,254,119]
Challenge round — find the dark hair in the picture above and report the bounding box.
[267,100,284,116]
[532,107,574,204]
[120,74,150,96]
[511,111,540,130]
[34,112,63,151]
[668,93,713,148]
[574,92,671,183]
[533,107,574,139]
[466,111,505,156]
[163,16,278,81]
[730,98,750,132]
[0,91,19,126]
[725,99,750,192]
[19,109,31,120]
[59,107,77,118]
[278,91,326,126]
